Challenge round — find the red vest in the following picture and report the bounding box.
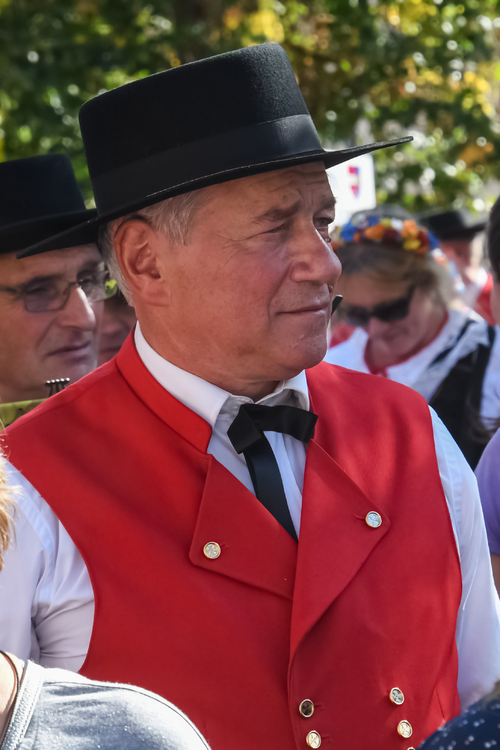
[5,335,461,750]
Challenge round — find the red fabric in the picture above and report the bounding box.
[4,337,462,750]
[474,273,494,325]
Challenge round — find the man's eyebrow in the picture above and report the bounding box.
[255,196,337,224]
[21,261,103,287]
[22,274,60,286]
[77,260,104,272]
[255,201,302,224]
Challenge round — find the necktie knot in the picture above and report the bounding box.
[227,402,316,542]
[227,403,318,454]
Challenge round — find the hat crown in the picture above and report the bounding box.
[79,43,309,180]
[423,209,486,240]
[0,154,86,226]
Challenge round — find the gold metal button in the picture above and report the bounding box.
[365,511,382,528]
[203,542,221,559]
[306,731,321,748]
[299,699,315,718]
[389,687,405,705]
[397,720,413,739]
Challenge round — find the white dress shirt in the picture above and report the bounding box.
[0,322,499,709]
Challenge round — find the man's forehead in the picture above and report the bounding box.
[209,162,334,212]
[0,244,101,282]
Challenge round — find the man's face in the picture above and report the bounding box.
[0,245,103,403]
[152,163,341,391]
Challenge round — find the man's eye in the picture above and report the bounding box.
[78,275,98,292]
[24,284,53,297]
[316,217,333,228]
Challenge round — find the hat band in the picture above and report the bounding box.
[91,114,323,214]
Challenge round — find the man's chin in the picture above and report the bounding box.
[278,342,328,378]
[44,357,97,386]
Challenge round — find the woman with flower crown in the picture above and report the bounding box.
[325,210,500,468]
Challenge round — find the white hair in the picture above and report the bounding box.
[98,188,210,303]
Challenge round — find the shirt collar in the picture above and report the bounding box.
[134,323,310,428]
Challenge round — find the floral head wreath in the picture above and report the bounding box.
[331,216,440,255]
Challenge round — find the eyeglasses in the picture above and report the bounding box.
[340,286,415,328]
[0,267,118,313]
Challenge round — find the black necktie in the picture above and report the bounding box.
[227,403,318,541]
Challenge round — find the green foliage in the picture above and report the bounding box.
[0,0,499,212]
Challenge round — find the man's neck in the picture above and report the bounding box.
[0,386,46,405]
[136,323,288,402]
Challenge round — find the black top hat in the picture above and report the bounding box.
[0,154,97,255]
[20,43,411,258]
[421,209,486,242]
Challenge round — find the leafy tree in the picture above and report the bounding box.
[0,0,499,212]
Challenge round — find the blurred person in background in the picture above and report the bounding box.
[423,208,493,324]
[419,681,500,750]
[97,287,136,366]
[329,205,415,347]
[0,155,107,422]
[325,211,500,468]
[475,196,500,594]
[0,462,210,750]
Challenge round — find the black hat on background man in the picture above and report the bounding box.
[421,208,487,242]
[0,154,97,255]
[21,43,411,257]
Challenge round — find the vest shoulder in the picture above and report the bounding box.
[4,359,120,439]
[309,360,428,405]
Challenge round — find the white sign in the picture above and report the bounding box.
[327,153,376,227]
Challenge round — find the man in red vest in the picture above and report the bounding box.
[1,44,500,750]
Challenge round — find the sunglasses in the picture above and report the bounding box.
[340,286,415,328]
[0,267,117,313]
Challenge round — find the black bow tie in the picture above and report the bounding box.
[228,403,318,541]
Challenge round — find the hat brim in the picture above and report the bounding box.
[5,208,97,256]
[19,137,411,258]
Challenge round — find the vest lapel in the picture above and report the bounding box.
[290,439,391,654]
[190,456,296,600]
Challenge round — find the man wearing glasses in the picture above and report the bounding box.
[0,154,110,415]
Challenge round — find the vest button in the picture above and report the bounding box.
[305,731,321,748]
[299,699,315,718]
[203,542,221,559]
[365,511,382,528]
[389,687,405,705]
[397,720,413,738]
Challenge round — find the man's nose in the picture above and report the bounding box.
[57,286,99,329]
[289,224,341,285]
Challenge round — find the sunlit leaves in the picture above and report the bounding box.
[0,0,498,211]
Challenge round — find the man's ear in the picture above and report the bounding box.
[113,220,170,307]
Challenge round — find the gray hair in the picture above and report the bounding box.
[98,188,210,303]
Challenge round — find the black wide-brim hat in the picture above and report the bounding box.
[0,154,97,255]
[20,43,411,258]
[421,209,487,242]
